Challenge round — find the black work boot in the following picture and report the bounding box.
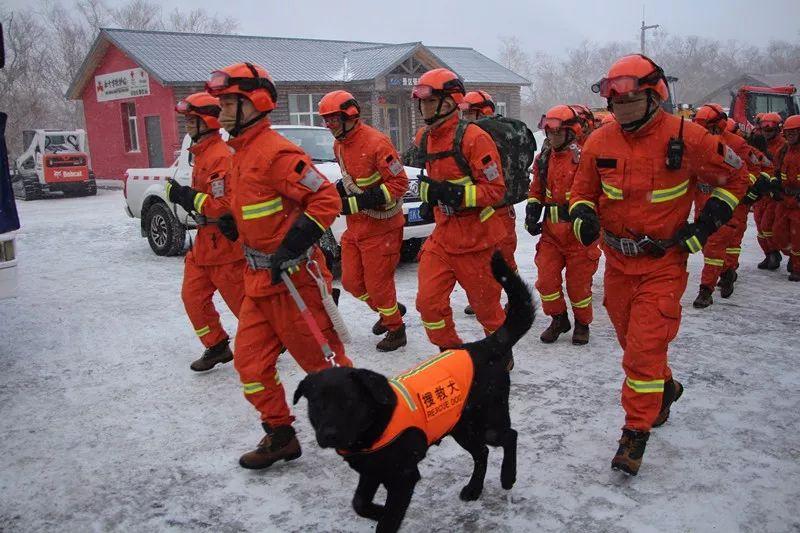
[540,312,571,343]
[652,379,684,428]
[376,324,407,352]
[611,429,650,476]
[788,260,794,274]
[718,269,738,299]
[464,304,475,315]
[789,270,800,282]
[190,338,233,372]
[371,303,407,335]
[572,322,590,345]
[239,424,302,470]
[766,251,782,271]
[692,285,714,309]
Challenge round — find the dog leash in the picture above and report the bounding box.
[281,270,339,368]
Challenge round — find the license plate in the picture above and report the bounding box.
[407,207,422,223]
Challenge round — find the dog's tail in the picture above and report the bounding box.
[465,251,536,363]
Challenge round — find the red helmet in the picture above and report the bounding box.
[205,62,277,112]
[692,104,728,130]
[759,112,783,129]
[318,90,360,120]
[175,92,221,129]
[592,54,669,101]
[459,90,495,115]
[538,105,582,137]
[783,114,800,132]
[412,68,465,104]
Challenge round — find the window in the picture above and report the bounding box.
[289,94,324,126]
[121,102,139,152]
[496,102,508,117]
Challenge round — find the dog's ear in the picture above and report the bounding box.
[351,369,393,406]
[292,377,308,405]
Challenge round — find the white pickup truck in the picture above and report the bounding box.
[123,125,433,270]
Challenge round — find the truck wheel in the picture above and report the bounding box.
[83,177,97,196]
[145,201,187,256]
[400,237,426,263]
[14,175,44,201]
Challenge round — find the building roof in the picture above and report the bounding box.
[67,28,530,99]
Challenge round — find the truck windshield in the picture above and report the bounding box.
[750,93,794,120]
[275,127,336,163]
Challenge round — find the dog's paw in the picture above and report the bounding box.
[459,483,483,501]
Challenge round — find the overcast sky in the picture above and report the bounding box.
[6,0,800,62]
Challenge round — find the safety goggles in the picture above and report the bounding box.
[538,116,578,131]
[321,114,342,127]
[591,71,662,98]
[175,100,219,117]
[411,78,464,100]
[205,69,277,101]
[411,84,435,99]
[760,122,780,130]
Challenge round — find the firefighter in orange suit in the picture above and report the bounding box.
[569,54,748,476]
[691,104,767,307]
[411,69,508,351]
[772,114,800,281]
[526,105,600,345]
[318,90,409,352]
[753,112,787,270]
[166,92,245,372]
[206,62,353,470]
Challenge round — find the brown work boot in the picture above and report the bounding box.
[572,322,590,345]
[376,324,407,352]
[190,338,233,372]
[653,379,684,428]
[611,429,650,476]
[718,269,737,299]
[371,303,407,335]
[239,424,302,470]
[692,285,713,309]
[540,312,571,343]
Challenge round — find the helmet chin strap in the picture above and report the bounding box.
[334,116,357,140]
[190,116,215,143]
[612,90,661,132]
[421,96,457,126]
[228,95,268,137]
[553,130,575,151]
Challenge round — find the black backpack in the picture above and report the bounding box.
[416,116,537,205]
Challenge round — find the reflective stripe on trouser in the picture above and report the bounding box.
[416,239,504,349]
[181,254,246,349]
[233,277,353,427]
[603,260,688,432]
[496,206,519,272]
[753,198,778,253]
[701,213,744,287]
[534,224,600,325]
[340,228,404,332]
[723,208,749,272]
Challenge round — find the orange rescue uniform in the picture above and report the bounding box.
[754,136,786,253]
[336,122,408,331]
[570,111,748,432]
[529,144,600,325]
[414,114,507,348]
[228,118,353,428]
[180,133,246,348]
[773,142,800,271]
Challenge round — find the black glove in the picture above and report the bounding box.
[335,180,347,198]
[217,213,238,241]
[769,175,783,200]
[166,178,200,214]
[524,202,543,236]
[270,214,324,285]
[675,196,732,253]
[341,187,387,215]
[418,202,435,222]
[570,203,600,245]
[419,174,465,208]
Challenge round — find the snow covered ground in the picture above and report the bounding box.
[1,190,798,533]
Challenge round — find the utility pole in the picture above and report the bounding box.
[640,6,659,54]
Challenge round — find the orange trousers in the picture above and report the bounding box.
[700,208,747,287]
[773,205,800,271]
[233,267,353,427]
[754,198,778,253]
[416,239,505,349]
[341,227,404,332]
[534,222,600,325]
[603,260,688,432]
[496,205,519,272]
[181,254,246,348]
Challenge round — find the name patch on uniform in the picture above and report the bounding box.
[418,376,465,421]
[596,158,617,169]
[210,177,225,198]
[723,146,743,169]
[387,156,404,176]
[300,167,326,192]
[483,161,500,181]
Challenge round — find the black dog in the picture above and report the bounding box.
[293,252,535,532]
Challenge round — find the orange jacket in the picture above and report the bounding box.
[695,129,759,214]
[570,110,749,274]
[529,144,585,242]
[228,118,342,296]
[346,349,474,454]
[187,133,243,266]
[334,122,408,239]
[766,135,787,163]
[777,144,800,209]
[414,114,507,254]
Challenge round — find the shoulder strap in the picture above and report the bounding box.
[451,120,473,178]
[537,147,551,196]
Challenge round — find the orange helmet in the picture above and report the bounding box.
[538,105,582,137]
[318,90,360,120]
[692,104,728,130]
[175,92,221,129]
[784,114,800,132]
[459,90,495,115]
[569,104,595,133]
[759,112,783,129]
[205,62,277,112]
[412,68,465,104]
[592,54,669,101]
